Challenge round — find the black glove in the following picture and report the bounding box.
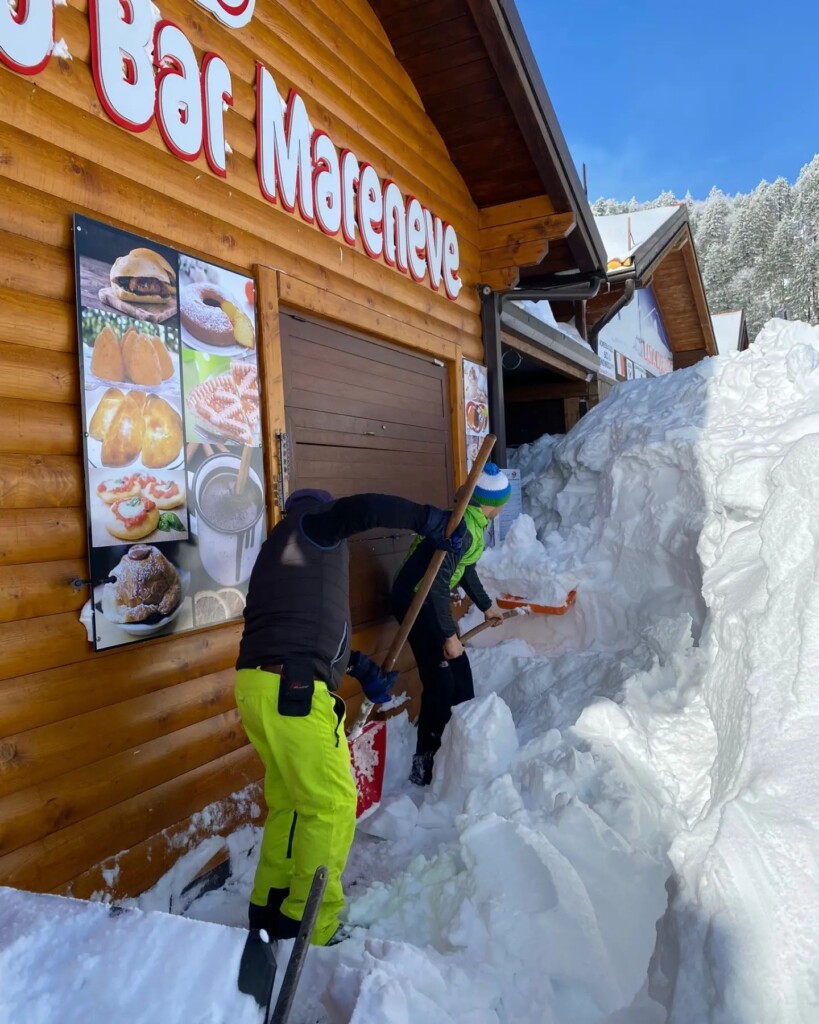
[422,506,467,555]
[347,651,398,704]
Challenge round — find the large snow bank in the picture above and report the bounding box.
[327,318,819,1024]
[6,319,819,1023]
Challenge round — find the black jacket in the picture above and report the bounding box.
[392,530,491,644]
[236,493,430,689]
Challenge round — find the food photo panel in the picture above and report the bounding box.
[84,386,185,474]
[75,215,268,650]
[75,216,179,324]
[186,445,266,628]
[88,467,188,549]
[81,308,182,394]
[179,255,257,355]
[89,542,193,652]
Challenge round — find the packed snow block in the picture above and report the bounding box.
[321,936,500,1024]
[420,694,518,823]
[356,794,419,841]
[0,886,264,1024]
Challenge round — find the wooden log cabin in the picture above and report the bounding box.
[0,0,605,901]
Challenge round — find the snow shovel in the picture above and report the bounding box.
[459,607,529,645]
[348,433,498,816]
[237,864,327,1024]
[496,588,577,615]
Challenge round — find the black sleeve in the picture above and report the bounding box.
[425,549,460,640]
[301,494,429,548]
[460,564,492,612]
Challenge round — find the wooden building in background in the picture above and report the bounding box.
[0,0,604,901]
[572,206,717,399]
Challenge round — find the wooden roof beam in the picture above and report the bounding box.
[479,198,575,290]
[680,234,718,356]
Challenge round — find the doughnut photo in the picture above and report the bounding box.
[178,255,256,356]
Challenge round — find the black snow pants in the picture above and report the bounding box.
[393,597,475,757]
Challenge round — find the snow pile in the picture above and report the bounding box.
[324,318,819,1023]
[0,887,262,1024]
[6,319,819,1023]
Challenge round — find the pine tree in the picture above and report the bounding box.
[595,165,819,338]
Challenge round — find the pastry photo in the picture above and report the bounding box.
[81,310,181,392]
[184,356,261,448]
[179,256,256,355]
[89,468,188,548]
[93,544,191,645]
[85,388,184,471]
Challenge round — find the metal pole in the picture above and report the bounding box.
[480,285,507,466]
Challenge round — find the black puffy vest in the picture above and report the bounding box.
[236,508,351,690]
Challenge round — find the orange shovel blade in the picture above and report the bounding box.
[349,719,387,818]
[497,588,577,615]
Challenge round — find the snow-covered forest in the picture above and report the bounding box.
[591,155,819,338]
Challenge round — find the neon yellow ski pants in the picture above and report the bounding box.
[235,668,357,946]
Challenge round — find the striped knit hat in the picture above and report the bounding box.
[472,463,511,508]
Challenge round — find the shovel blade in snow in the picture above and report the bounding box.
[497,588,577,615]
[349,718,386,818]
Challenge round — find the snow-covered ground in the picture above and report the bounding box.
[3,318,819,1023]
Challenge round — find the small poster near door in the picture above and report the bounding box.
[74,215,268,651]
[463,359,489,472]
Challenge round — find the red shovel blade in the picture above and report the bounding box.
[349,719,387,818]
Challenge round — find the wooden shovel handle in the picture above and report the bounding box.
[459,609,519,645]
[381,433,496,674]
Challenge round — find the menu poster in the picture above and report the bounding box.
[484,468,521,548]
[74,215,267,651]
[463,359,489,472]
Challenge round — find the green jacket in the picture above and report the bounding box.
[392,503,491,641]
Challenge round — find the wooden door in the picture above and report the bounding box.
[280,312,453,628]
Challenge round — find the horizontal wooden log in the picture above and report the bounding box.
[0,228,72,302]
[62,779,264,902]
[0,508,86,567]
[0,287,75,354]
[279,275,482,363]
[0,454,83,510]
[0,708,246,858]
[479,195,556,229]
[0,559,87,624]
[0,623,241,735]
[0,668,237,799]
[0,744,261,893]
[480,211,575,252]
[0,398,81,455]
[0,341,78,407]
[480,267,520,290]
[0,610,89,682]
[480,238,550,273]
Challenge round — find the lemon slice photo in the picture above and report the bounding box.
[217,587,247,618]
[194,589,230,626]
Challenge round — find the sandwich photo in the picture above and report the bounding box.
[110,248,178,307]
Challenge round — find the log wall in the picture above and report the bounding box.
[0,0,483,899]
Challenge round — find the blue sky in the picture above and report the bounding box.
[516,0,819,202]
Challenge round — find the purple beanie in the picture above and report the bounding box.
[285,488,333,513]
